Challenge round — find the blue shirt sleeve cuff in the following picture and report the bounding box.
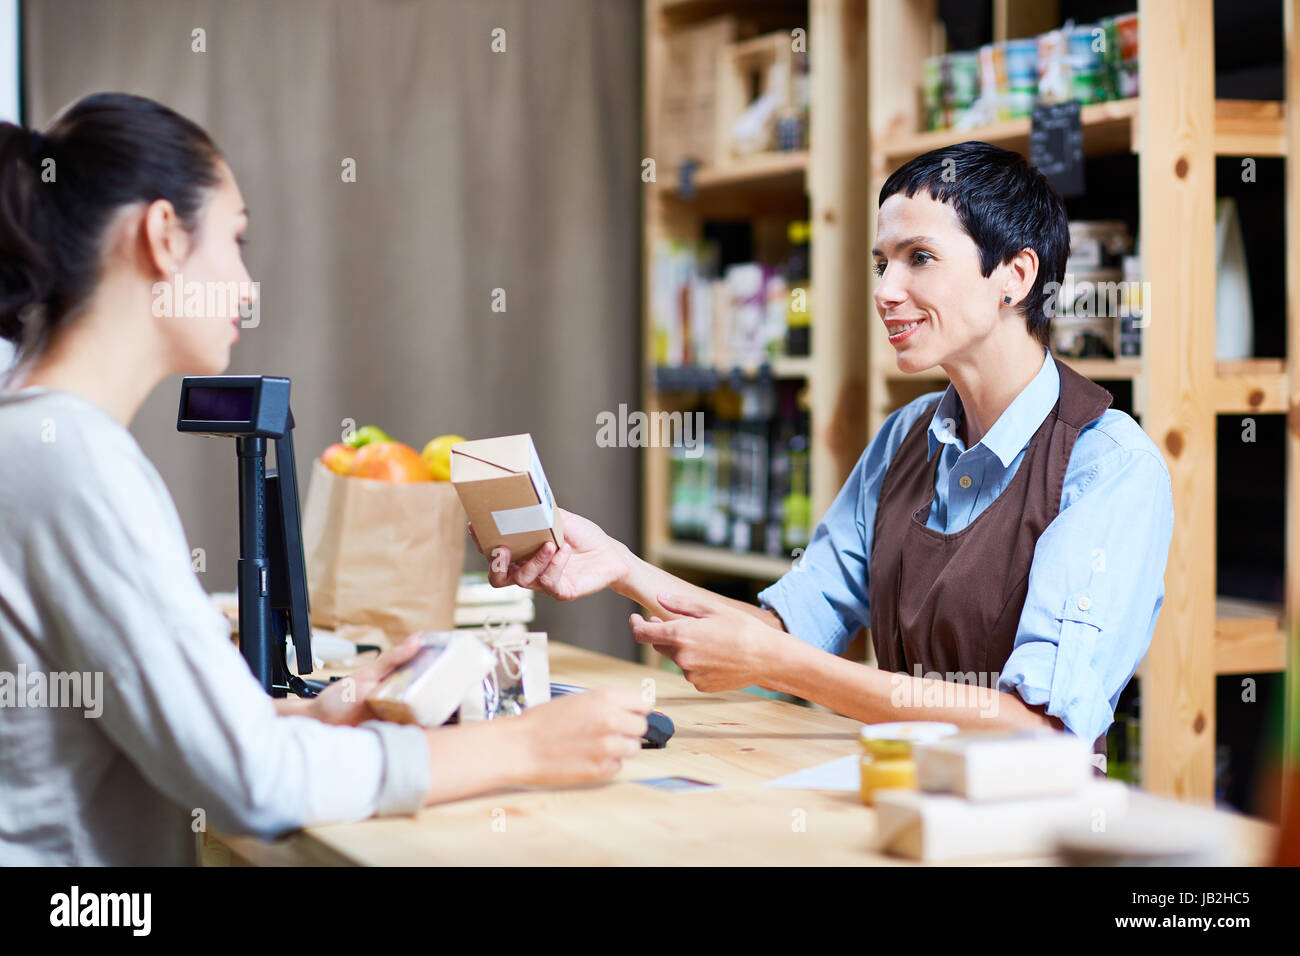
[758,572,852,655]
[997,637,1115,745]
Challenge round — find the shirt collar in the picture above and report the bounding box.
[927,348,1058,467]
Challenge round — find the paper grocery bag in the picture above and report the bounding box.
[301,460,466,644]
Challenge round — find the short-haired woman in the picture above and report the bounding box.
[484,141,1174,772]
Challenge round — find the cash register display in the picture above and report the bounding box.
[183,385,255,423]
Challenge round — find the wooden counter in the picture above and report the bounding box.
[204,642,1278,866]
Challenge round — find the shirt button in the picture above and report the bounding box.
[958,475,972,489]
[1077,596,1092,611]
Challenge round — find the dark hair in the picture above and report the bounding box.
[0,92,223,357]
[878,141,1069,348]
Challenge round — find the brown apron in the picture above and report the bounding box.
[868,357,1113,772]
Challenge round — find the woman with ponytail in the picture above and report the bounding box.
[0,93,647,865]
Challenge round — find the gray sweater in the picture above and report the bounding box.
[0,387,431,864]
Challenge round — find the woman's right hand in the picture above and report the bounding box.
[513,687,649,786]
[469,507,631,602]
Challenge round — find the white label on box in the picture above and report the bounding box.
[525,439,555,520]
[491,503,553,536]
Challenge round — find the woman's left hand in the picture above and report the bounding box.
[630,592,783,693]
[306,634,424,726]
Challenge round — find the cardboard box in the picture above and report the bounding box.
[451,434,563,562]
[366,631,495,727]
[874,780,1130,862]
[914,729,1092,801]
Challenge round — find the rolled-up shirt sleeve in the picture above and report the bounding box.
[29,434,431,839]
[998,446,1174,744]
[758,396,938,655]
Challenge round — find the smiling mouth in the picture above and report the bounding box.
[886,317,926,342]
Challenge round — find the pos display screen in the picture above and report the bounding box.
[176,376,316,696]
[182,386,256,423]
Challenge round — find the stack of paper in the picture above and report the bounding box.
[454,572,535,628]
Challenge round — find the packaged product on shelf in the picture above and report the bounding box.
[975,42,1010,125]
[650,240,694,367]
[1118,253,1143,357]
[1066,22,1107,104]
[764,273,790,360]
[689,274,713,367]
[726,262,771,366]
[651,239,722,370]
[1002,37,1038,118]
[922,55,945,130]
[1067,220,1133,270]
[943,51,981,130]
[1097,15,1121,100]
[1035,27,1072,105]
[710,276,732,369]
[1112,11,1139,98]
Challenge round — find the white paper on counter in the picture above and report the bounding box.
[762,755,859,791]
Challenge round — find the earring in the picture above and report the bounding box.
[1003,295,1012,304]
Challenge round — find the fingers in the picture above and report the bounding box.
[514,541,558,588]
[488,547,512,587]
[657,591,714,619]
[360,633,421,678]
[588,685,652,716]
[536,542,573,596]
[630,612,678,648]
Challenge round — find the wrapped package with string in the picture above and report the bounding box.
[459,625,551,720]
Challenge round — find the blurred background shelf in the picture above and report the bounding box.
[650,541,795,581]
[879,97,1285,167]
[645,0,1298,807]
[660,149,809,195]
[1215,596,1287,675]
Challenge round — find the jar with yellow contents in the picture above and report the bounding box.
[858,722,960,805]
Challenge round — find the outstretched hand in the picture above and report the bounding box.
[630,591,782,693]
[469,508,630,602]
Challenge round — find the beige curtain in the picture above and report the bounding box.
[24,0,644,658]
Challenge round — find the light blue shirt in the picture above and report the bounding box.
[758,349,1174,745]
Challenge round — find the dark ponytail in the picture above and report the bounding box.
[0,92,223,358]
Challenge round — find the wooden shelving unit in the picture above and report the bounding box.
[867,0,1296,803]
[642,0,869,592]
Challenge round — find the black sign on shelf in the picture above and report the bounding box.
[1029,101,1085,198]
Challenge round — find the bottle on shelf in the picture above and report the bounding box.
[664,381,811,559]
[785,220,812,358]
[782,421,812,555]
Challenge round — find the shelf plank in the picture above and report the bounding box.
[1216,597,1287,674]
[881,98,1140,167]
[650,541,795,582]
[653,356,813,391]
[659,150,808,195]
[1212,360,1289,414]
[1213,99,1286,157]
[878,98,1284,169]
